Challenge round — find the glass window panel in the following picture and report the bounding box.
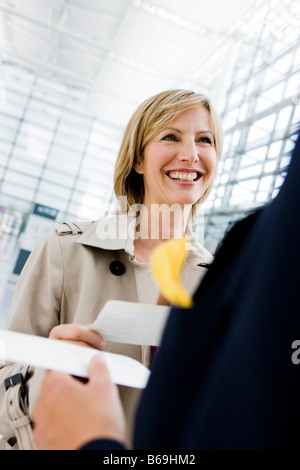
[85,143,117,162]
[48,146,82,174]
[292,105,300,125]
[57,120,90,139]
[0,140,12,153]
[264,160,278,172]
[256,114,277,132]
[223,107,239,127]
[81,156,114,175]
[240,179,259,192]
[247,115,276,144]
[284,138,297,154]
[246,145,268,161]
[22,122,53,142]
[220,173,229,184]
[226,84,246,109]
[2,181,36,201]
[79,168,112,186]
[239,102,249,121]
[213,198,222,208]
[268,140,283,159]
[0,114,19,130]
[222,114,237,131]
[43,168,75,187]
[262,81,285,103]
[68,202,106,220]
[15,131,28,147]
[272,188,280,199]
[12,144,45,164]
[216,186,225,197]
[258,175,273,191]
[273,52,294,77]
[275,175,285,189]
[32,91,63,120]
[231,130,241,149]
[54,132,86,152]
[85,143,101,158]
[240,155,256,167]
[74,193,104,209]
[5,169,38,189]
[285,72,300,99]
[74,180,107,197]
[5,89,28,107]
[46,159,80,176]
[1,127,16,142]
[230,185,255,205]
[38,181,71,199]
[255,192,269,203]
[246,76,260,97]
[49,144,82,163]
[275,106,292,131]
[280,155,292,169]
[61,110,92,130]
[33,88,64,107]
[221,139,231,155]
[237,164,263,179]
[23,136,50,161]
[89,131,120,151]
[255,95,274,114]
[15,128,51,160]
[2,101,24,119]
[224,158,233,171]
[36,77,67,95]
[0,153,8,166]
[8,157,43,177]
[36,193,68,211]
[93,121,122,139]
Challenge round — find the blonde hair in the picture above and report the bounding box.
[114,89,223,215]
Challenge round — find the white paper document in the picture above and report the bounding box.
[0,329,150,389]
[92,300,170,347]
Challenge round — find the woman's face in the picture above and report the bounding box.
[134,106,217,209]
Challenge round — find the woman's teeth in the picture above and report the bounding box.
[168,171,198,181]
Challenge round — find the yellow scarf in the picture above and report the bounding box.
[151,236,193,308]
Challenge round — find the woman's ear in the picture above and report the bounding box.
[133,161,144,174]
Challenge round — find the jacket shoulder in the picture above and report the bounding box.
[188,241,214,267]
[52,221,94,236]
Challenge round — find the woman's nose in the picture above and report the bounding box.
[178,141,199,163]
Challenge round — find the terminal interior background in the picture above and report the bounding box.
[0,0,299,328]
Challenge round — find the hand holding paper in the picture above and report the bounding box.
[0,329,150,389]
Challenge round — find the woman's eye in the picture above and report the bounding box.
[162,134,178,141]
[197,136,213,145]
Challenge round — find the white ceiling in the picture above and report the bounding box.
[0,0,263,129]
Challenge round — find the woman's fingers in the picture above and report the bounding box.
[49,323,106,350]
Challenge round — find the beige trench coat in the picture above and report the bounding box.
[0,213,213,449]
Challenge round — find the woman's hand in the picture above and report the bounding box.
[49,323,106,350]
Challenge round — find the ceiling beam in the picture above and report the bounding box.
[0,4,109,52]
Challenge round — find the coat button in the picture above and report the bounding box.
[109,261,126,276]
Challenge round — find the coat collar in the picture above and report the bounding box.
[76,213,210,263]
[76,213,135,254]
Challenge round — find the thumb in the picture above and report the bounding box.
[88,352,111,385]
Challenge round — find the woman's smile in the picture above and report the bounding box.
[165,169,203,183]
